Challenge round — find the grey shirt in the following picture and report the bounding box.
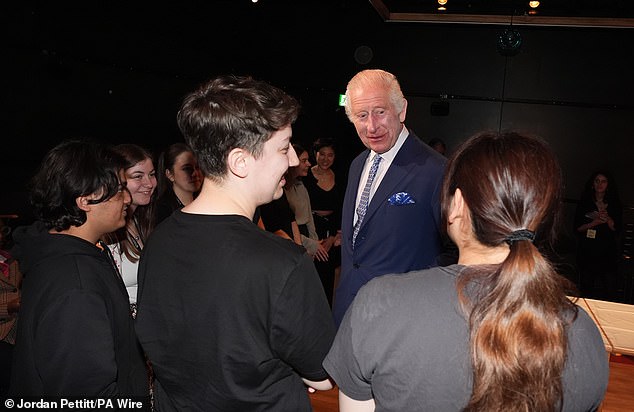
[324,265,609,411]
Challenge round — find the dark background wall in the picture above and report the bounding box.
[3,1,633,218]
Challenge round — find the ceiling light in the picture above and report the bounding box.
[529,1,540,8]
[438,0,448,5]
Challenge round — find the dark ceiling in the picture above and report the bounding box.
[372,0,634,27]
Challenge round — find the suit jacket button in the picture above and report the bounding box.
[353,263,360,269]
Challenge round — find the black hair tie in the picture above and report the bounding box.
[504,229,535,245]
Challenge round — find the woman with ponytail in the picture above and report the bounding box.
[324,131,609,411]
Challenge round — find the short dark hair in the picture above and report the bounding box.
[177,75,300,179]
[29,139,126,231]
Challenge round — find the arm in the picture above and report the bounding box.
[576,213,604,233]
[339,391,376,412]
[291,221,303,245]
[302,377,333,391]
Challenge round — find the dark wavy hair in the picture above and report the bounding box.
[441,131,578,411]
[29,139,126,232]
[177,75,300,180]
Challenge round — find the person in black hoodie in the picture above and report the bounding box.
[9,139,150,407]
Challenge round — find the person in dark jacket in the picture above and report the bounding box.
[9,139,150,406]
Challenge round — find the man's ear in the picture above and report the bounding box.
[227,147,249,178]
[399,98,408,123]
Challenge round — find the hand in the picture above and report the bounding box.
[333,230,342,247]
[598,210,609,223]
[320,237,335,253]
[314,243,329,262]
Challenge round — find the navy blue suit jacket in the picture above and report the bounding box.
[333,132,447,327]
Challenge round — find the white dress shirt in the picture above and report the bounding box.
[353,125,409,226]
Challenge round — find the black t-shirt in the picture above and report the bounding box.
[136,212,335,411]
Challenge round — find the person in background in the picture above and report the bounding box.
[574,170,623,301]
[155,142,202,224]
[428,137,447,156]
[0,217,22,396]
[325,131,609,411]
[258,191,302,245]
[102,143,157,317]
[285,143,328,262]
[9,140,149,403]
[135,75,335,411]
[333,69,447,327]
[303,138,345,306]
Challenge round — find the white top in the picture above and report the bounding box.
[108,242,139,304]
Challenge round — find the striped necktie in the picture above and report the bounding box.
[352,154,382,247]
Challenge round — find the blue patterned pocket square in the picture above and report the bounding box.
[388,192,416,205]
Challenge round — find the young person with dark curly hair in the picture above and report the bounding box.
[10,140,149,404]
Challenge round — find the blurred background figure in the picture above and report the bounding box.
[155,142,202,225]
[0,216,22,396]
[285,143,329,262]
[258,191,302,245]
[428,137,447,156]
[574,170,623,301]
[304,138,345,306]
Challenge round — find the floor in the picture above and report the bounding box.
[309,354,634,412]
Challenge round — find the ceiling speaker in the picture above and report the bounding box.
[497,28,522,56]
[354,45,374,65]
[430,101,450,116]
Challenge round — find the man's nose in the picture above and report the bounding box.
[367,113,379,132]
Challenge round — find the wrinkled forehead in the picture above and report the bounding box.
[349,88,391,111]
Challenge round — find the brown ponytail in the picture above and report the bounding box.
[442,132,578,411]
